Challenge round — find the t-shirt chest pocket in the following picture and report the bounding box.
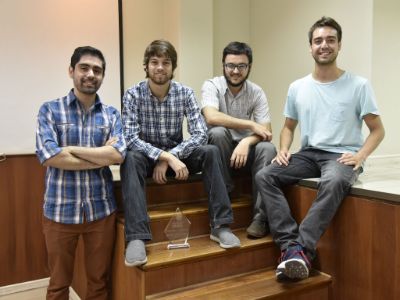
[329,102,351,122]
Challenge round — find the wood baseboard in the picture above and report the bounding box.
[0,277,81,300]
[0,277,49,296]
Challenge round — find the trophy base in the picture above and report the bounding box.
[167,242,190,250]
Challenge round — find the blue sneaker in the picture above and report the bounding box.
[276,244,311,280]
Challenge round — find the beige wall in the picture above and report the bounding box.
[122,0,398,156]
[372,0,400,155]
[122,0,181,88]
[250,0,373,150]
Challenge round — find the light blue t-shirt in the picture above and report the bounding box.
[284,72,379,154]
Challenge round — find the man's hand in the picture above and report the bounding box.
[152,160,169,184]
[272,149,291,166]
[230,139,250,169]
[337,152,364,170]
[168,155,189,181]
[105,136,118,146]
[251,123,272,141]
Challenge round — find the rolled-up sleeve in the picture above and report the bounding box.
[200,80,220,110]
[109,108,127,159]
[169,90,208,159]
[35,103,62,164]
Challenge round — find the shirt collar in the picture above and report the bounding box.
[66,89,102,108]
[225,80,248,98]
[146,80,175,100]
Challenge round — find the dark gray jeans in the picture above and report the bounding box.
[208,126,277,223]
[255,148,360,259]
[120,145,234,242]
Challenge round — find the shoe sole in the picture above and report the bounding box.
[282,259,309,279]
[124,257,148,267]
[246,227,267,238]
[210,234,241,249]
[275,269,288,281]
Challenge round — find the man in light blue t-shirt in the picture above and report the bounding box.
[256,16,385,281]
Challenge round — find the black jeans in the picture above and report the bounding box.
[120,145,234,241]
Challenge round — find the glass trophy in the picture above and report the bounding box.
[164,208,191,249]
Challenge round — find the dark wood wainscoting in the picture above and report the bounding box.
[0,154,48,286]
[286,185,400,300]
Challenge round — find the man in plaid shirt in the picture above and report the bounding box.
[36,46,126,299]
[121,40,240,267]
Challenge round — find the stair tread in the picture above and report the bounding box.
[140,229,274,270]
[147,267,332,300]
[117,196,252,222]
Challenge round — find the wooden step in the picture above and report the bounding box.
[111,228,280,299]
[114,174,252,210]
[147,268,332,300]
[117,196,254,242]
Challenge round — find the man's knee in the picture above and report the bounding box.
[199,144,220,158]
[124,150,145,163]
[255,164,276,186]
[121,150,148,176]
[320,162,357,190]
[208,126,230,142]
[255,142,277,164]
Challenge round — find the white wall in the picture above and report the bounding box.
[122,0,181,88]
[2,0,397,156]
[0,0,120,155]
[372,0,400,155]
[212,0,251,76]
[250,0,373,151]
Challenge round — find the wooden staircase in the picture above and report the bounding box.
[107,175,332,300]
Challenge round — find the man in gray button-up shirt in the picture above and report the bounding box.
[201,41,276,238]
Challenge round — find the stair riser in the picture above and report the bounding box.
[111,224,279,300]
[149,205,253,243]
[114,177,252,209]
[144,246,279,295]
[269,285,331,300]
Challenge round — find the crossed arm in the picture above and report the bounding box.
[43,137,124,170]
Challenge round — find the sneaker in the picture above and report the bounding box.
[125,240,148,267]
[276,244,311,280]
[210,226,241,249]
[275,269,289,281]
[246,219,268,238]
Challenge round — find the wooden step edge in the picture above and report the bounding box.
[117,196,253,224]
[139,229,275,271]
[146,267,332,300]
[114,172,251,186]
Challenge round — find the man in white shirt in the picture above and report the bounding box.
[201,41,276,238]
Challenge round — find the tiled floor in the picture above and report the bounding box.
[0,288,47,300]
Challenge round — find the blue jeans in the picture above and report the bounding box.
[120,145,234,242]
[255,148,360,259]
[208,126,277,223]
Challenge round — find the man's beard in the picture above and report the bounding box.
[313,51,338,66]
[147,70,173,85]
[75,78,101,95]
[223,69,250,88]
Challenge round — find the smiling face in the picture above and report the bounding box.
[310,26,341,66]
[223,54,251,88]
[146,55,173,86]
[69,54,104,96]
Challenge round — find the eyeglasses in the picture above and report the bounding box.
[224,63,249,72]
